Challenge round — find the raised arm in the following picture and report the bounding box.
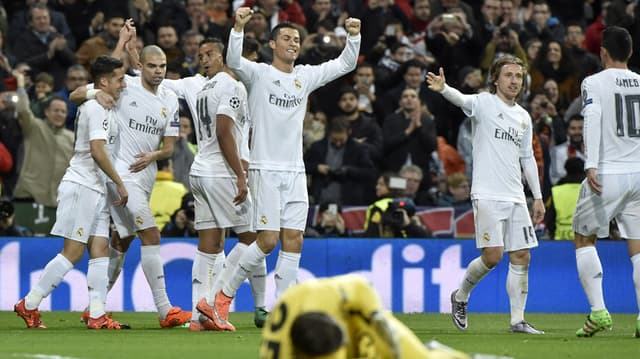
[226,8,261,84]
[426,67,475,112]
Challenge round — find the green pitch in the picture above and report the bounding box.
[0,312,637,359]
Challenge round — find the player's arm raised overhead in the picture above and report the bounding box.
[426,67,475,113]
[226,7,262,84]
[305,17,361,91]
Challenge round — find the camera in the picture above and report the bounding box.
[382,197,416,228]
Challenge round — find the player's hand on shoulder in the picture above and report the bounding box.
[426,67,446,92]
[96,91,116,109]
[345,18,361,36]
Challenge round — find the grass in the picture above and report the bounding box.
[0,311,638,359]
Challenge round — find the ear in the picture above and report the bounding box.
[268,39,276,50]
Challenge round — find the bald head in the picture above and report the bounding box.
[140,45,166,62]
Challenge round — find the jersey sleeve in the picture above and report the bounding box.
[227,29,261,86]
[86,101,109,141]
[580,76,602,170]
[162,78,186,99]
[301,34,361,91]
[163,94,180,137]
[440,84,477,118]
[519,111,534,158]
[216,79,243,121]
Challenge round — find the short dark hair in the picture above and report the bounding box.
[242,36,261,58]
[91,55,124,82]
[290,312,344,356]
[200,37,226,61]
[602,26,632,62]
[45,95,68,110]
[270,22,299,41]
[567,114,584,127]
[329,116,350,133]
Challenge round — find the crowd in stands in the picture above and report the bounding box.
[0,0,636,240]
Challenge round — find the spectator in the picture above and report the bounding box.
[364,195,431,238]
[170,30,204,78]
[29,72,54,118]
[171,115,196,189]
[305,202,350,238]
[522,0,565,44]
[0,90,22,197]
[185,0,228,39]
[549,114,585,185]
[545,157,585,240]
[13,71,73,208]
[399,164,434,205]
[479,25,527,75]
[353,62,377,115]
[530,40,580,102]
[564,21,600,84]
[457,117,473,181]
[303,0,337,34]
[75,12,125,73]
[0,198,33,236]
[150,159,189,231]
[54,65,88,130]
[435,172,472,208]
[335,87,382,163]
[0,28,16,92]
[374,42,412,91]
[0,141,12,195]
[241,0,306,29]
[9,0,76,51]
[476,0,503,46]
[382,88,438,188]
[529,91,566,147]
[156,24,183,65]
[161,192,197,237]
[12,3,77,90]
[457,66,484,94]
[304,117,376,206]
[542,78,570,118]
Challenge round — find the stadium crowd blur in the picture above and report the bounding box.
[0,0,634,240]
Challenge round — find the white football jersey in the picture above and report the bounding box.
[112,75,180,191]
[462,92,535,204]
[581,68,640,174]
[227,29,361,172]
[190,71,249,177]
[61,100,117,193]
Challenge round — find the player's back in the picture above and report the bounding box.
[191,71,248,177]
[583,68,640,174]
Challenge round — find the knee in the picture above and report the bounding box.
[509,250,530,265]
[281,230,303,252]
[481,248,503,268]
[257,231,279,252]
[574,233,596,249]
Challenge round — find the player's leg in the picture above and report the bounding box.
[627,238,640,338]
[572,177,617,336]
[504,203,543,334]
[105,182,136,291]
[86,235,128,329]
[276,171,309,298]
[451,200,507,330]
[191,227,225,330]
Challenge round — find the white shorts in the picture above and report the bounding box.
[107,181,156,238]
[189,175,252,232]
[90,197,111,238]
[51,181,105,244]
[573,173,640,239]
[249,169,308,231]
[473,199,538,252]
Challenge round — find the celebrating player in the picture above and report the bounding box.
[426,55,545,334]
[14,56,128,330]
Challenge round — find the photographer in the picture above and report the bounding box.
[363,175,431,238]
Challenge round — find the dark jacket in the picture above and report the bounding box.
[382,111,438,174]
[305,137,376,206]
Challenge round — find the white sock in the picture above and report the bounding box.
[456,257,492,302]
[26,254,74,310]
[576,246,606,312]
[107,247,125,291]
[87,257,109,319]
[250,258,267,308]
[274,251,301,298]
[141,245,172,319]
[506,263,528,325]
[222,242,267,297]
[631,253,640,319]
[216,242,247,294]
[191,250,219,321]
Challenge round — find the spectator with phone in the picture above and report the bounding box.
[305,202,351,238]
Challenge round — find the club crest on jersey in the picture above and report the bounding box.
[229,96,240,109]
[294,79,302,89]
[161,107,167,118]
